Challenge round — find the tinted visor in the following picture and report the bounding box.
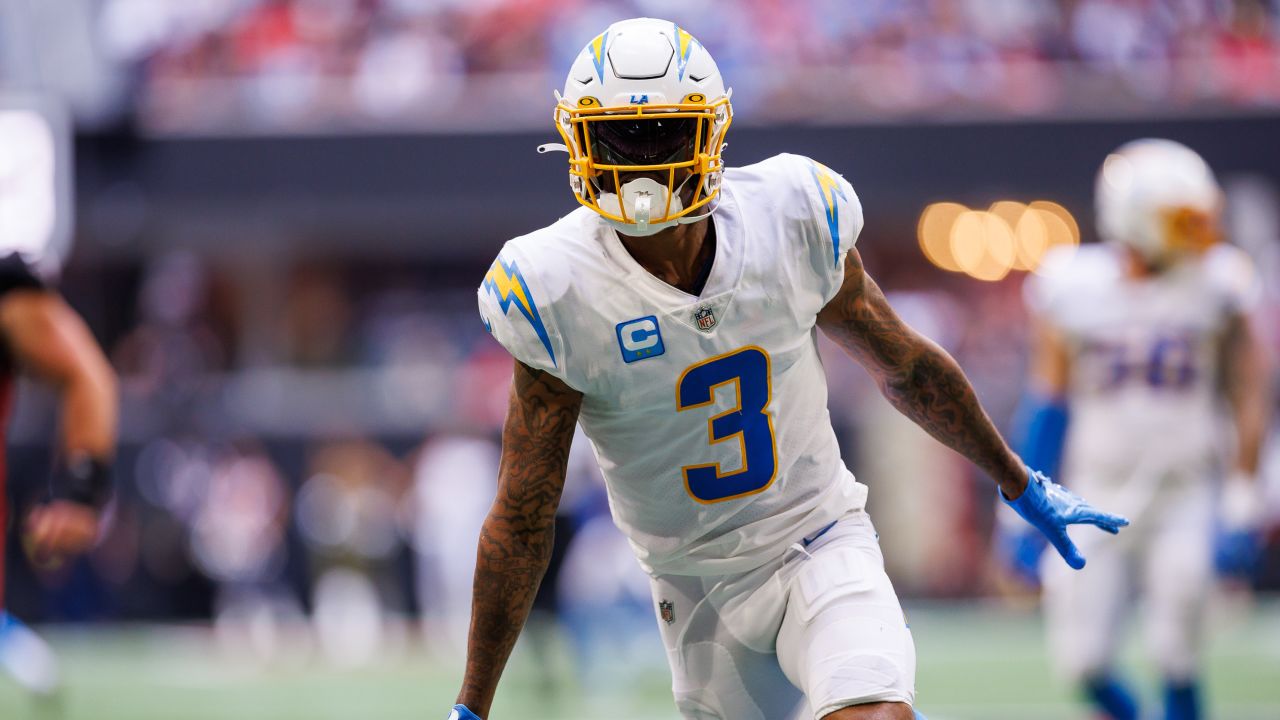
[589,116,699,167]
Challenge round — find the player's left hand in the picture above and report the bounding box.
[1002,468,1129,570]
[1215,472,1263,579]
[1215,529,1261,578]
[23,500,101,566]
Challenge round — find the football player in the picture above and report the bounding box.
[1006,139,1270,720]
[0,249,118,694]
[452,18,1128,720]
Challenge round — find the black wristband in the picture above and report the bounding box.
[62,456,114,509]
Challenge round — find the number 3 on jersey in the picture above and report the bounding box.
[676,346,778,503]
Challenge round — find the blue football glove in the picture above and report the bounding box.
[447,705,483,720]
[1215,529,1261,578]
[1002,468,1129,570]
[996,525,1048,585]
[1215,472,1264,580]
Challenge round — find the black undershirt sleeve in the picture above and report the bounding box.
[0,252,47,298]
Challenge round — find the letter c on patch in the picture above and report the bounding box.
[616,315,665,363]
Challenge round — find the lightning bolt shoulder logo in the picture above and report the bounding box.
[483,257,557,367]
[809,161,848,267]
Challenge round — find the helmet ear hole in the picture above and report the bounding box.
[702,171,721,195]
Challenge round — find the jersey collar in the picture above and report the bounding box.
[596,180,746,315]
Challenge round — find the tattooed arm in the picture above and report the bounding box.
[456,360,583,716]
[817,249,1029,499]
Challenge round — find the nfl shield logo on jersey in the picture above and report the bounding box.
[659,599,675,625]
[694,306,716,332]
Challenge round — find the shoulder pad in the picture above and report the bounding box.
[1204,243,1260,315]
[742,153,863,304]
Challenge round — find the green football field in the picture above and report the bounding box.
[2,601,1278,720]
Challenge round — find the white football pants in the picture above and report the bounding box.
[648,510,917,719]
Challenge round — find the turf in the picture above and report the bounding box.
[1,601,1277,720]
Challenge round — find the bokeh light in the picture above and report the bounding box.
[918,201,968,272]
[951,210,1015,281]
[918,199,1081,281]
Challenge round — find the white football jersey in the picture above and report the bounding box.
[478,153,868,576]
[1026,243,1259,493]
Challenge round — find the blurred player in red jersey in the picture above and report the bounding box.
[0,250,118,694]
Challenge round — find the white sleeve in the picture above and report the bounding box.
[789,154,864,305]
[477,245,569,383]
[1206,243,1261,316]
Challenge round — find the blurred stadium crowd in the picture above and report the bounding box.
[45,0,1280,131]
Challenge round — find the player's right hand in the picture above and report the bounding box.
[23,500,101,566]
[447,704,483,720]
[1002,468,1129,570]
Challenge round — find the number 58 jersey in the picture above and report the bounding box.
[478,153,869,576]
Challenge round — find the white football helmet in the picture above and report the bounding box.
[544,18,732,237]
[1095,138,1222,264]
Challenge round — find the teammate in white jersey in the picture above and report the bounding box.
[1005,139,1271,720]
[449,18,1128,720]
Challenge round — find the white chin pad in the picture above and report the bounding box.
[598,177,684,236]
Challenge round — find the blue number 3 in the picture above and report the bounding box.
[676,346,779,503]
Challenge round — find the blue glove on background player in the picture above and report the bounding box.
[1215,530,1261,577]
[1002,468,1129,569]
[996,523,1048,584]
[1000,395,1074,579]
[1215,472,1264,579]
[447,704,483,720]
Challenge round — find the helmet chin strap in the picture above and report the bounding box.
[604,204,718,237]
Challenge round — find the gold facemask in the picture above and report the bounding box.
[553,94,732,227]
[1160,206,1220,257]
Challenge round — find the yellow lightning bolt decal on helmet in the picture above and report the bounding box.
[590,32,609,83]
[483,257,556,366]
[674,24,696,80]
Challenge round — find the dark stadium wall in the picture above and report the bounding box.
[72,115,1280,264]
